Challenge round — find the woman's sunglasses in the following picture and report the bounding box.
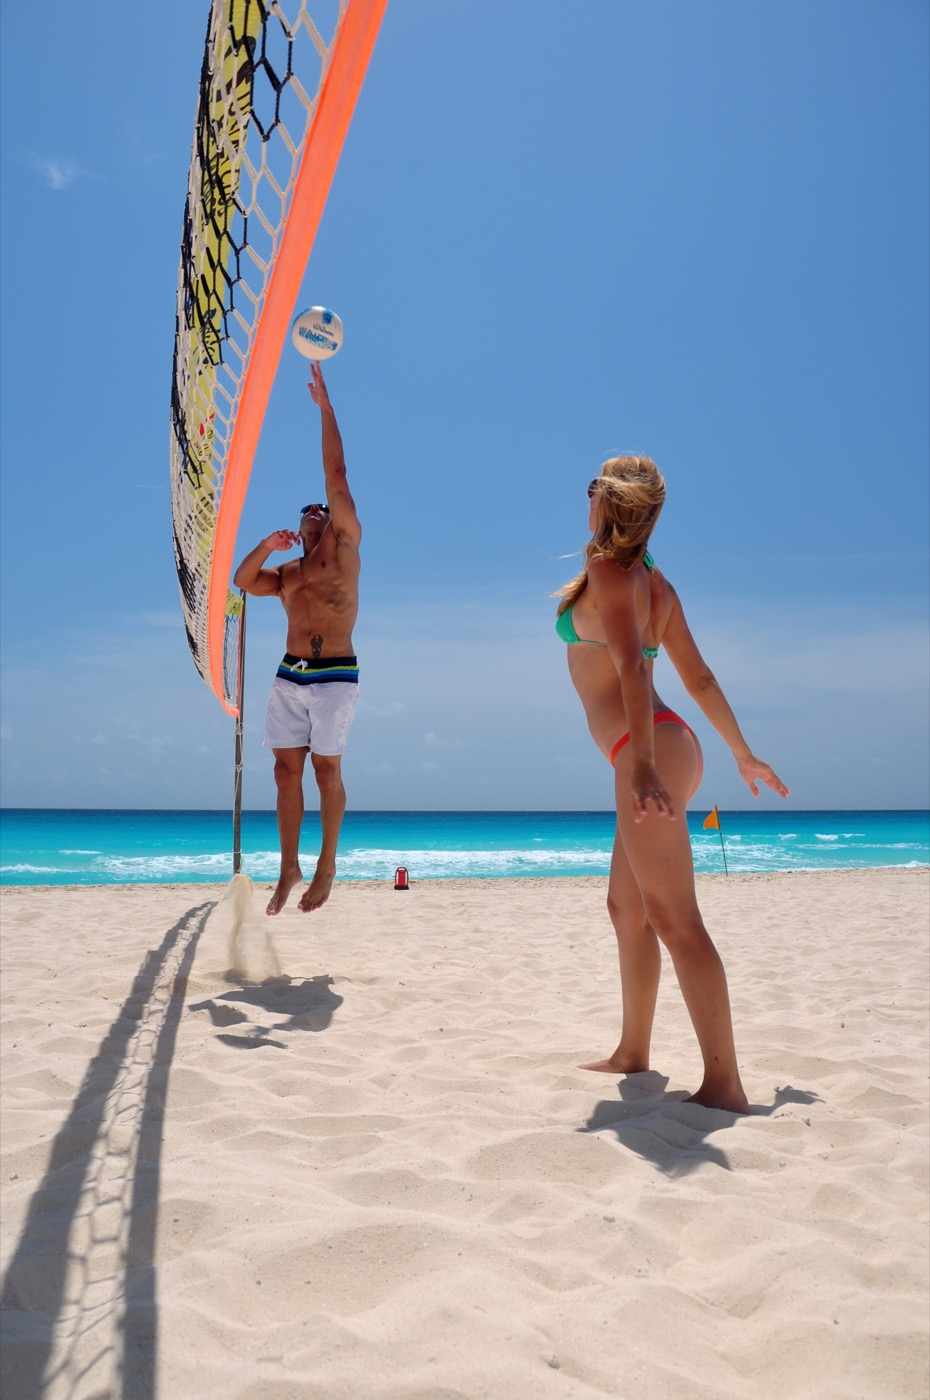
[586,478,600,499]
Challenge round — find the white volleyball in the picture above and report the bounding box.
[290,306,344,361]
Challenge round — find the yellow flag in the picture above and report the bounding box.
[703,807,720,830]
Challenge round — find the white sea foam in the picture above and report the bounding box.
[60,849,103,855]
[57,837,930,884]
[94,847,618,881]
[1,864,62,874]
[98,852,233,877]
[335,847,616,876]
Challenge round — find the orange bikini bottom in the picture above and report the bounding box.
[609,709,693,766]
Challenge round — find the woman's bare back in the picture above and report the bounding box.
[566,563,678,755]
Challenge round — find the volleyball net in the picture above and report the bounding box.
[169,0,387,716]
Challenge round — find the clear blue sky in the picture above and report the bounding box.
[1,1,927,811]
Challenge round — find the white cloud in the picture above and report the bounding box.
[34,158,83,191]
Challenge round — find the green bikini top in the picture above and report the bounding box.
[556,550,660,659]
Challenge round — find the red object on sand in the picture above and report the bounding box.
[394,866,410,892]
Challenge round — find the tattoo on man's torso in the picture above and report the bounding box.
[310,634,323,659]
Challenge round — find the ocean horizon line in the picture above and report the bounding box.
[3,806,928,816]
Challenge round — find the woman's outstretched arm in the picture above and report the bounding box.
[662,590,790,798]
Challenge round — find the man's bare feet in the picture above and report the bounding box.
[298,863,336,912]
[686,1080,750,1114]
[579,1046,649,1074]
[266,864,302,916]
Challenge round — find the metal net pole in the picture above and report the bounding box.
[232,591,247,874]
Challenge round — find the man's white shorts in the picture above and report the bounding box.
[263,656,359,755]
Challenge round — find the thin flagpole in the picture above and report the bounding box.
[232,592,247,875]
[716,807,729,876]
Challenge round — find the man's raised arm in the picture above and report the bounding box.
[308,363,361,544]
[233,531,298,594]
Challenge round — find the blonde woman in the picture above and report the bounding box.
[557,456,788,1112]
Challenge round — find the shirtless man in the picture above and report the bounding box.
[233,364,361,915]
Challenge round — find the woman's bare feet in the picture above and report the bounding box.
[266,863,302,916]
[686,1079,750,1114]
[298,863,336,912]
[579,1045,649,1074]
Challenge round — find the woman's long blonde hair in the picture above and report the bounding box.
[556,455,666,613]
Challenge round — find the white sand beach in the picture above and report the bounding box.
[1,869,928,1399]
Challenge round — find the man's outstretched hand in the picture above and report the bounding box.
[307,362,332,412]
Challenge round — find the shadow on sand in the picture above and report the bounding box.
[189,973,344,1048]
[0,902,213,1400]
[580,1072,821,1176]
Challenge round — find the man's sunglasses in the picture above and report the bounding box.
[299,503,330,517]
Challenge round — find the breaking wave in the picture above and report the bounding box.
[0,864,62,874]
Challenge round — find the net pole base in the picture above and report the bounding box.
[232,591,247,875]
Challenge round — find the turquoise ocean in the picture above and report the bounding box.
[0,809,927,886]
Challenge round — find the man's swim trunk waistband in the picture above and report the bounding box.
[275,654,359,685]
